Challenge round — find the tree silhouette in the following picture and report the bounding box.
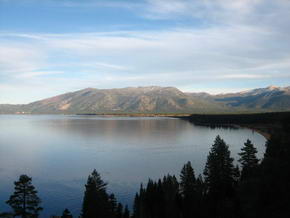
[6,175,42,218]
[123,205,130,218]
[108,194,117,216]
[61,208,73,218]
[115,203,123,218]
[180,161,196,196]
[81,169,110,218]
[132,175,180,218]
[254,133,290,218]
[203,135,236,217]
[0,211,13,218]
[180,161,197,218]
[238,139,259,180]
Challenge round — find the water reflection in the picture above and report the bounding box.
[0,115,266,217]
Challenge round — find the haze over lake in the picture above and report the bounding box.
[0,115,266,217]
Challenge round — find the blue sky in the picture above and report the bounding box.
[1,0,290,103]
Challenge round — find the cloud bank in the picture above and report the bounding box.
[0,0,290,103]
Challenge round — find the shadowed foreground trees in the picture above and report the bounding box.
[238,139,259,180]
[81,169,109,217]
[133,175,180,218]
[132,136,239,218]
[2,131,289,218]
[203,135,238,218]
[61,209,73,218]
[6,175,42,218]
[81,169,129,218]
[132,133,290,218]
[79,132,289,218]
[179,161,203,218]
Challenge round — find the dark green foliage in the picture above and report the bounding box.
[264,134,283,159]
[186,113,290,218]
[236,128,290,218]
[108,194,118,215]
[204,136,235,196]
[133,136,243,218]
[133,175,181,218]
[6,175,42,218]
[0,212,13,218]
[81,169,111,218]
[179,161,198,218]
[233,165,240,183]
[195,174,206,200]
[132,171,206,218]
[81,169,128,218]
[115,203,123,218]
[180,161,196,196]
[61,208,73,218]
[161,175,180,218]
[203,135,237,218]
[254,132,290,218]
[132,193,140,218]
[238,139,259,180]
[187,112,290,127]
[123,205,130,218]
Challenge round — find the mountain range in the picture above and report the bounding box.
[1,86,289,114]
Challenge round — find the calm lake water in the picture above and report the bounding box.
[0,115,266,217]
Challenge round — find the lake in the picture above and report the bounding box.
[0,115,266,217]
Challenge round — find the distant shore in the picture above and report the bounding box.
[75,113,192,117]
[180,112,290,139]
[2,112,289,138]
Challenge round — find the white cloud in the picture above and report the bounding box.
[80,62,131,71]
[218,74,270,79]
[0,45,45,74]
[1,0,290,103]
[1,24,290,101]
[16,71,64,78]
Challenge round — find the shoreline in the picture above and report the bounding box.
[180,112,290,140]
[2,112,289,139]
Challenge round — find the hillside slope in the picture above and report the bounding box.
[214,86,290,110]
[16,86,226,114]
[1,86,289,114]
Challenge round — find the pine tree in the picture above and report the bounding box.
[123,205,130,218]
[61,208,73,218]
[195,174,206,218]
[133,184,146,218]
[132,176,180,218]
[204,136,235,194]
[0,211,13,218]
[238,139,259,180]
[161,175,180,218]
[203,135,236,217]
[108,194,117,216]
[180,161,196,196]
[81,169,110,218]
[253,134,290,218]
[116,203,123,218]
[6,175,42,218]
[180,161,197,218]
[233,165,240,183]
[132,193,140,218]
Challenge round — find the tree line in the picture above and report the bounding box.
[132,130,290,218]
[1,131,289,218]
[0,170,130,218]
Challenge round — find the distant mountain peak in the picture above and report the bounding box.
[1,85,289,114]
[267,85,279,90]
[83,87,95,91]
[215,85,290,110]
